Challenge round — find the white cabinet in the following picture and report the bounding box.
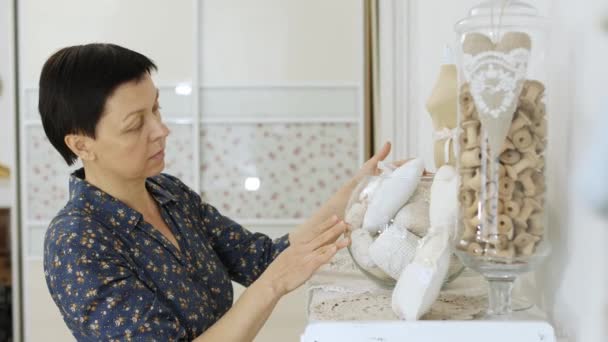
[0,0,19,341]
[302,321,557,342]
[0,180,10,208]
[0,0,15,208]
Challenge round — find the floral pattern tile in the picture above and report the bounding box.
[199,123,360,220]
[164,123,195,188]
[25,120,361,224]
[26,125,78,222]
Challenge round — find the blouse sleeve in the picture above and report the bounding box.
[43,217,188,342]
[160,173,291,287]
[197,202,290,286]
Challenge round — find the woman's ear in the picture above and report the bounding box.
[64,134,96,161]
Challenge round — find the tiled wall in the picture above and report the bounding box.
[164,123,196,187]
[25,125,75,222]
[199,122,359,219]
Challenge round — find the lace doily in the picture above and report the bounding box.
[308,289,491,321]
[308,271,488,321]
[308,252,545,322]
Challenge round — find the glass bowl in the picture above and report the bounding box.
[345,173,465,288]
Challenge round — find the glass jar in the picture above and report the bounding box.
[453,0,550,318]
[345,174,464,288]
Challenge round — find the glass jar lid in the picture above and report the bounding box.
[455,0,546,35]
[468,0,538,18]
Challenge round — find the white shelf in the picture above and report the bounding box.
[0,178,11,208]
[301,321,557,342]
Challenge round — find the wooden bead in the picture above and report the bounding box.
[532,118,547,138]
[461,148,482,168]
[498,177,515,200]
[508,111,532,136]
[514,232,536,247]
[519,169,536,197]
[500,149,521,165]
[528,213,544,236]
[505,200,521,219]
[467,242,484,256]
[497,214,514,239]
[512,127,534,150]
[462,120,481,150]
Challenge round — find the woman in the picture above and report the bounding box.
[41,43,393,341]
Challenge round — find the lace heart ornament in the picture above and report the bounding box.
[462,32,531,156]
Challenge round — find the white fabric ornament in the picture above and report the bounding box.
[368,224,420,280]
[429,165,459,233]
[392,201,430,238]
[391,230,451,320]
[349,229,377,269]
[362,158,424,233]
[391,165,458,320]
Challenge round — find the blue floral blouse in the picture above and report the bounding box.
[44,169,290,341]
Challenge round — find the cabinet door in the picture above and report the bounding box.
[0,0,18,341]
[197,0,365,235]
[197,3,366,340]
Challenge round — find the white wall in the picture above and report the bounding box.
[200,0,361,84]
[19,0,194,86]
[538,1,608,340]
[405,0,479,170]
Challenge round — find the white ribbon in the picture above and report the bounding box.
[433,127,459,165]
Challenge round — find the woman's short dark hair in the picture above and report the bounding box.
[38,43,157,165]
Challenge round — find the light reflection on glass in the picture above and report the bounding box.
[244,177,261,191]
[174,83,192,96]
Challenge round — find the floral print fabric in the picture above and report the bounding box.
[44,169,290,341]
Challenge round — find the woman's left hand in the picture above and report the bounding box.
[353,141,393,182]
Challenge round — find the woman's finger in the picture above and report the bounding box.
[355,142,392,180]
[335,236,351,249]
[314,215,340,236]
[372,141,391,163]
[365,142,391,168]
[308,220,348,250]
[301,242,334,264]
[311,243,340,268]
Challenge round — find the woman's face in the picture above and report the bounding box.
[88,73,170,181]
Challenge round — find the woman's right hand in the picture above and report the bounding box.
[258,215,350,298]
[194,216,350,342]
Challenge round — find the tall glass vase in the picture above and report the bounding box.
[453,0,550,319]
